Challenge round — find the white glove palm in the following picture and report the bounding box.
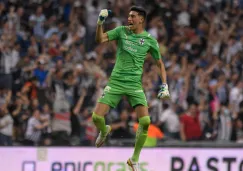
[97,9,111,25]
[157,83,170,99]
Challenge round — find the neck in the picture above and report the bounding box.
[187,112,194,116]
[133,27,144,34]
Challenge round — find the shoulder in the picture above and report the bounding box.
[107,26,128,37]
[29,117,35,122]
[6,115,13,121]
[144,32,158,46]
[28,117,34,124]
[113,26,128,32]
[113,119,121,123]
[30,117,38,124]
[180,114,188,120]
[162,109,171,116]
[144,31,157,41]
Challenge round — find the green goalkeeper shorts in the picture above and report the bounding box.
[98,79,148,108]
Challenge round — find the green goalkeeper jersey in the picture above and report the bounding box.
[106,26,161,83]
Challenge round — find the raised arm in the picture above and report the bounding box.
[95,25,109,43]
[73,89,87,114]
[95,9,111,43]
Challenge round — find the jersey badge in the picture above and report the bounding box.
[139,38,145,45]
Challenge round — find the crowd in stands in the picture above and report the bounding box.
[0,0,243,146]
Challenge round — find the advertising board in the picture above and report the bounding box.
[0,148,243,171]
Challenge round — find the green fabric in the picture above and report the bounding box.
[144,137,157,147]
[92,112,106,136]
[106,26,161,83]
[131,116,151,162]
[98,79,148,108]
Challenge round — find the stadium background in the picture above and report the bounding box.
[0,0,243,170]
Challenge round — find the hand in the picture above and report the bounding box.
[81,88,87,97]
[120,122,126,128]
[43,122,49,127]
[50,68,56,73]
[21,115,28,121]
[157,83,170,99]
[16,99,22,107]
[97,9,111,25]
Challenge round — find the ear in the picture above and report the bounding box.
[139,16,144,24]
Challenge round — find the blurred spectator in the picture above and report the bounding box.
[110,110,134,139]
[133,122,164,147]
[236,101,243,142]
[29,6,46,40]
[85,0,102,51]
[0,105,13,146]
[216,102,233,141]
[229,79,243,114]
[70,88,86,145]
[180,103,202,141]
[11,95,30,141]
[80,108,97,146]
[157,103,180,140]
[0,89,11,107]
[33,59,48,87]
[21,77,38,100]
[39,103,52,145]
[24,109,48,146]
[149,91,162,123]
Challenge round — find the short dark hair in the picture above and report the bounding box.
[130,6,147,19]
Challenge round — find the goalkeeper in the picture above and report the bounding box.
[92,6,170,170]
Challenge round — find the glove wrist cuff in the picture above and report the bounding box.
[97,20,103,25]
[161,83,168,87]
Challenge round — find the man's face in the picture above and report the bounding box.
[36,7,43,15]
[0,105,7,116]
[34,110,40,119]
[189,104,197,114]
[239,81,243,89]
[0,107,4,117]
[120,110,128,121]
[0,110,3,117]
[128,11,144,30]
[17,7,24,16]
[38,63,45,70]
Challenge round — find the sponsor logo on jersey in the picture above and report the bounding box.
[124,40,138,52]
[124,45,137,52]
[125,40,135,46]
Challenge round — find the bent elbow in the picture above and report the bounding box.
[95,37,100,43]
[156,61,162,68]
[95,38,103,44]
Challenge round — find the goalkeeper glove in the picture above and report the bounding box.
[157,83,170,99]
[97,9,112,25]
